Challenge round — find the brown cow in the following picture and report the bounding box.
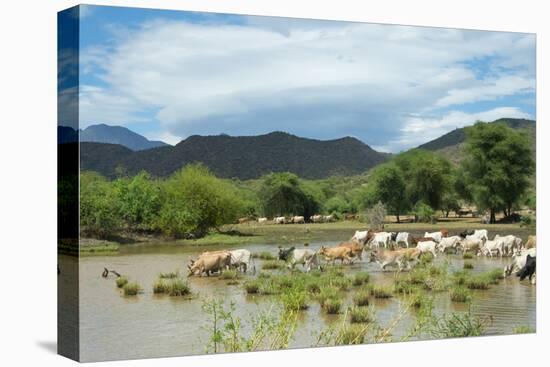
[338,240,364,261]
[368,248,421,271]
[440,228,449,238]
[318,246,354,265]
[188,252,231,277]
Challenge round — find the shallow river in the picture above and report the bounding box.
[70,240,536,362]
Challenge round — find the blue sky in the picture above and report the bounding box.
[68,4,536,152]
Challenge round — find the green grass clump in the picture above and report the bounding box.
[116,277,128,288]
[327,276,352,291]
[408,292,431,309]
[483,268,504,284]
[257,272,271,279]
[167,279,191,296]
[349,306,372,323]
[450,286,472,303]
[353,289,370,307]
[123,282,141,296]
[369,285,393,299]
[513,326,535,334]
[465,275,490,290]
[220,269,241,280]
[262,260,286,270]
[252,251,276,260]
[322,297,343,314]
[337,324,368,345]
[159,271,179,279]
[306,282,321,294]
[281,288,309,311]
[244,279,261,294]
[462,253,474,259]
[153,279,169,294]
[352,272,370,286]
[463,263,474,270]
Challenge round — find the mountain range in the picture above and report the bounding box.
[60,118,535,180]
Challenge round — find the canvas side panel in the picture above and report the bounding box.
[57,5,80,362]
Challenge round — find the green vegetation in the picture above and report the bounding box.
[220,269,241,281]
[463,263,474,270]
[116,276,128,288]
[513,326,535,334]
[368,285,393,299]
[353,289,370,307]
[322,298,343,314]
[449,286,472,303]
[352,272,370,286]
[251,252,276,260]
[461,122,534,223]
[122,282,141,296]
[262,260,286,270]
[159,271,179,279]
[349,306,372,323]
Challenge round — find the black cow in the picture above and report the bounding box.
[278,246,296,262]
[459,229,475,238]
[517,255,536,281]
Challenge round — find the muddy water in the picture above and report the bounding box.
[74,241,536,362]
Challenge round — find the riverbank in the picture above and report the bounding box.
[77,217,535,255]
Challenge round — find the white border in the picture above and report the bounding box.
[0,1,546,366]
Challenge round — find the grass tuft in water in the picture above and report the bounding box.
[353,289,370,307]
[251,251,276,260]
[349,306,372,323]
[159,271,179,279]
[123,282,141,296]
[449,286,472,303]
[463,263,474,270]
[352,272,370,286]
[262,260,286,270]
[116,276,128,288]
[513,326,535,334]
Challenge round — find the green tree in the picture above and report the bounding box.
[461,122,534,223]
[80,171,121,238]
[156,164,244,237]
[367,163,409,222]
[394,149,453,211]
[258,172,320,218]
[113,171,161,231]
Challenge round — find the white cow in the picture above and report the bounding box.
[416,240,438,258]
[258,217,268,224]
[395,232,411,248]
[370,232,392,249]
[278,247,319,272]
[494,234,522,256]
[424,231,443,243]
[291,216,305,224]
[352,230,372,245]
[479,239,504,257]
[504,248,536,277]
[228,249,252,272]
[274,216,286,224]
[437,236,461,253]
[310,215,323,223]
[465,229,488,243]
[323,214,335,222]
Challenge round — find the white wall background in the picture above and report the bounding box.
[0,1,546,366]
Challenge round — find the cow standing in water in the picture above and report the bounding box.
[278,246,319,272]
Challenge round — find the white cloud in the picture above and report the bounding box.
[373,107,533,152]
[79,16,535,151]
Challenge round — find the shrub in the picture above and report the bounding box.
[409,292,431,309]
[123,282,141,296]
[365,202,387,230]
[116,277,128,288]
[413,202,436,223]
[349,306,372,323]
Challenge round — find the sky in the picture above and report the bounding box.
[66,4,536,152]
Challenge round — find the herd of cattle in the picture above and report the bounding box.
[243,214,337,225]
[187,228,536,285]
